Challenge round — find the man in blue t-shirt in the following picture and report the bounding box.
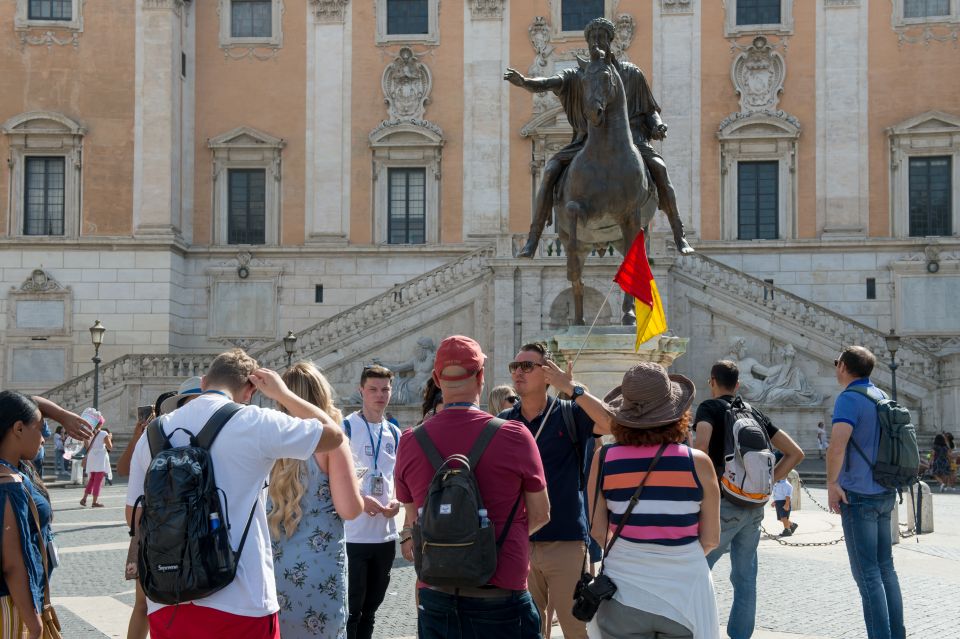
[827,345,905,639]
[499,342,613,639]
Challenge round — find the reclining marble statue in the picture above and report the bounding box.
[727,338,825,406]
[504,17,693,261]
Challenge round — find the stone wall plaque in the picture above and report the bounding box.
[899,275,960,334]
[210,280,277,338]
[15,300,65,331]
[10,348,65,385]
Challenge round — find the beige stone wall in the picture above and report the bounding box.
[0,1,136,236]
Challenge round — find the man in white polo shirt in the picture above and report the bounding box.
[343,364,402,639]
[125,349,344,639]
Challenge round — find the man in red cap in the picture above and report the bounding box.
[395,335,550,639]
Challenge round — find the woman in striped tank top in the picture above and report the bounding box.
[586,362,720,639]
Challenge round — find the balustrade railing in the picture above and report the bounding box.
[674,253,939,385]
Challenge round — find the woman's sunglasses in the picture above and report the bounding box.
[506,395,520,404]
[508,361,544,373]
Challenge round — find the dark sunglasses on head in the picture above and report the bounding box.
[834,357,842,367]
[508,361,544,373]
[506,395,520,404]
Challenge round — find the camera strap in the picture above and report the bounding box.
[581,444,611,574]
[595,443,669,575]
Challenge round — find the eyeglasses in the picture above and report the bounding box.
[508,361,544,373]
[506,395,519,404]
[834,357,842,368]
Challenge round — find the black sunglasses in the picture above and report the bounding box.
[508,361,544,373]
[506,395,520,404]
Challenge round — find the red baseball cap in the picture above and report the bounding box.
[433,335,486,382]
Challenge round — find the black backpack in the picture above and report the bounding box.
[412,418,521,588]
[132,403,259,605]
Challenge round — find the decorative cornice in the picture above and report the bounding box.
[310,0,349,23]
[369,118,444,140]
[661,0,694,15]
[18,30,79,50]
[824,0,860,6]
[718,109,801,133]
[470,0,506,20]
[143,0,184,13]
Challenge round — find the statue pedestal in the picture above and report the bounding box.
[548,327,688,398]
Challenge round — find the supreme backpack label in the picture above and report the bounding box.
[720,397,776,508]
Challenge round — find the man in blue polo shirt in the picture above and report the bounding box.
[499,343,613,639]
[827,345,905,639]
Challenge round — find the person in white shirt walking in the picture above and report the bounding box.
[771,478,797,537]
[343,365,402,639]
[124,349,344,639]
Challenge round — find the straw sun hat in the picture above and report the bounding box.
[603,361,695,429]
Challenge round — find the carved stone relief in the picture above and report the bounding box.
[18,269,65,293]
[309,0,349,23]
[470,0,506,20]
[18,31,80,50]
[661,0,694,15]
[383,47,432,121]
[611,14,635,61]
[731,36,786,114]
[727,337,826,406]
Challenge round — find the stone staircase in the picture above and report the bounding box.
[43,245,497,416]
[671,252,941,396]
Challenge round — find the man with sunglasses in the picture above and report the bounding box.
[499,343,614,639]
[827,347,905,639]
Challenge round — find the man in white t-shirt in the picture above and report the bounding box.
[125,349,343,639]
[343,365,402,639]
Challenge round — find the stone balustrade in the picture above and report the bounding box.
[674,253,939,385]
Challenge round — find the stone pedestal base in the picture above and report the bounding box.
[548,327,688,399]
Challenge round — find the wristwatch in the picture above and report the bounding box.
[570,384,585,402]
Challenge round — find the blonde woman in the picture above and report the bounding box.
[268,363,364,638]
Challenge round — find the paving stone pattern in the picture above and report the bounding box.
[47,482,960,638]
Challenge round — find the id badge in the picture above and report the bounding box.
[370,474,385,497]
[47,539,60,570]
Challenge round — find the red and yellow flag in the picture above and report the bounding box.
[613,231,667,351]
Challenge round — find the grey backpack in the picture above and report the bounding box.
[844,386,920,490]
[411,418,520,588]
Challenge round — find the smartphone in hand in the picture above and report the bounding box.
[137,405,153,422]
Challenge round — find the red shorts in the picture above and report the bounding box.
[148,603,279,639]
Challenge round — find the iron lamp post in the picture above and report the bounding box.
[885,329,901,403]
[89,320,106,409]
[283,331,298,368]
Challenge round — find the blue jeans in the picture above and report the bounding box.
[840,490,905,639]
[706,500,764,639]
[417,588,542,639]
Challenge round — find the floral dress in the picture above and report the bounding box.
[270,456,347,638]
[931,444,952,476]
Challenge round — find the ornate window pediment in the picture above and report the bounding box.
[208,126,285,246]
[888,111,960,238]
[15,0,84,50]
[1,111,85,237]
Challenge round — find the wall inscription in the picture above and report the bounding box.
[15,300,65,331]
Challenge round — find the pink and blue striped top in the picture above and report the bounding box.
[601,443,703,546]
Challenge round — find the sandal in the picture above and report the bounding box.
[92,503,105,508]
[79,499,87,507]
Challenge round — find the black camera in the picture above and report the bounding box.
[571,572,618,622]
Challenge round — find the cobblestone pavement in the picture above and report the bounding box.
[49,480,960,638]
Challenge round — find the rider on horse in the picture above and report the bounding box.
[504,17,693,257]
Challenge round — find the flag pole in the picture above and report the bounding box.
[534,280,618,440]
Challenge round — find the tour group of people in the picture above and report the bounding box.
[0,338,904,639]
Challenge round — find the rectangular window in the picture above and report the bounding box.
[388,168,426,245]
[28,0,71,20]
[736,0,781,25]
[737,161,779,240]
[909,156,952,237]
[231,0,272,38]
[866,278,876,300]
[904,0,950,19]
[562,0,604,32]
[228,169,267,245]
[387,0,429,35]
[23,157,65,236]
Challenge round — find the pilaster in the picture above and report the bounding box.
[306,0,351,243]
[134,0,188,239]
[816,0,869,238]
[462,0,509,242]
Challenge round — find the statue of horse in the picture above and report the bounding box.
[555,51,659,325]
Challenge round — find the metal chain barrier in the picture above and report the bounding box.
[760,524,845,547]
[797,477,833,513]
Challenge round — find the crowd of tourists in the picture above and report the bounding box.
[0,339,908,639]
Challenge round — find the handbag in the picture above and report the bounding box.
[24,484,63,639]
[572,443,668,622]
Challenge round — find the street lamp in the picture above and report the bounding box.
[283,331,298,368]
[89,320,106,409]
[885,328,901,403]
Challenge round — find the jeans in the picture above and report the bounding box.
[706,500,764,639]
[417,588,541,639]
[840,491,905,639]
[347,541,395,639]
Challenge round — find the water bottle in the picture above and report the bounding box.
[209,513,230,572]
[209,513,221,531]
[478,508,489,528]
[80,407,103,429]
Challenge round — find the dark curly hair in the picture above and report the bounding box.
[611,410,691,447]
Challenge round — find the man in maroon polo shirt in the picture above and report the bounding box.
[395,335,550,639]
